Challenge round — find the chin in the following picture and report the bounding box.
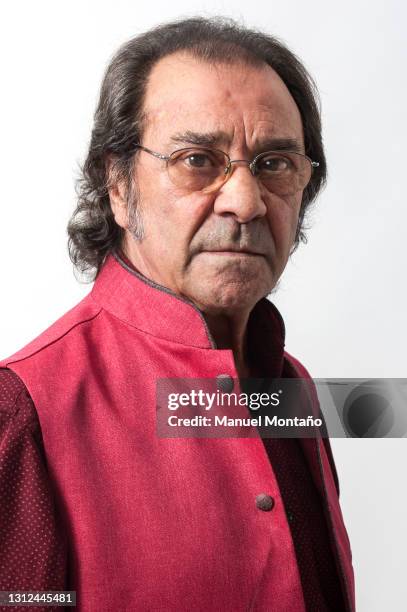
[192,277,274,314]
[184,259,276,311]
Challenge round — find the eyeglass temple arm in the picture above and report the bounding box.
[133,144,170,161]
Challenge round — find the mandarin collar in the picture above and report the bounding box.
[91,250,286,373]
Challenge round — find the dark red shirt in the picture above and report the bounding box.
[0,368,67,612]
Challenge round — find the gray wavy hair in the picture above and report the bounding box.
[67,16,327,280]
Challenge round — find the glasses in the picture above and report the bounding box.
[133,144,319,196]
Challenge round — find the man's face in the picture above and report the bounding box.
[115,52,305,316]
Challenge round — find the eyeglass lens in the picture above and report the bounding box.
[167,148,312,195]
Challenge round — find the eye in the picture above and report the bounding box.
[256,154,293,173]
[173,149,223,170]
[183,151,218,168]
[185,153,213,168]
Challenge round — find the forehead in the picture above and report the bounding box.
[142,52,304,150]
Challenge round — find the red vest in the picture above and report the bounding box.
[0,253,355,611]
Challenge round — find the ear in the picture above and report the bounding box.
[106,155,129,230]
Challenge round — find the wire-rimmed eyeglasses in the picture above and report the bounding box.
[133,144,319,196]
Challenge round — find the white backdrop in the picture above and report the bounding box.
[0,1,406,609]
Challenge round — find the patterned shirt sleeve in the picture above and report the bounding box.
[0,368,67,610]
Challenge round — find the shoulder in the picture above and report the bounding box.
[0,368,37,425]
[0,367,46,464]
[0,292,102,369]
[283,350,313,379]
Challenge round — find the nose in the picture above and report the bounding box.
[213,162,267,223]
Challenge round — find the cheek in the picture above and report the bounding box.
[266,194,302,250]
[160,188,216,244]
[138,176,215,254]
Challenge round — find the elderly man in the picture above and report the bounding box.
[0,16,354,612]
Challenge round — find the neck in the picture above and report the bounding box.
[203,310,253,379]
[116,247,257,378]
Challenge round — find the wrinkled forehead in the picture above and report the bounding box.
[141,52,304,152]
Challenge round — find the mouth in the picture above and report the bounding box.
[202,249,265,257]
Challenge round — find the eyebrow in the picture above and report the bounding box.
[169,131,304,154]
[259,138,304,154]
[170,130,230,147]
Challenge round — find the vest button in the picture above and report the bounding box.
[255,493,275,512]
[216,374,234,392]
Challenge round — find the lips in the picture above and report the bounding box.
[203,249,264,256]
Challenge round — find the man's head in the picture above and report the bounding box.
[68,17,326,314]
